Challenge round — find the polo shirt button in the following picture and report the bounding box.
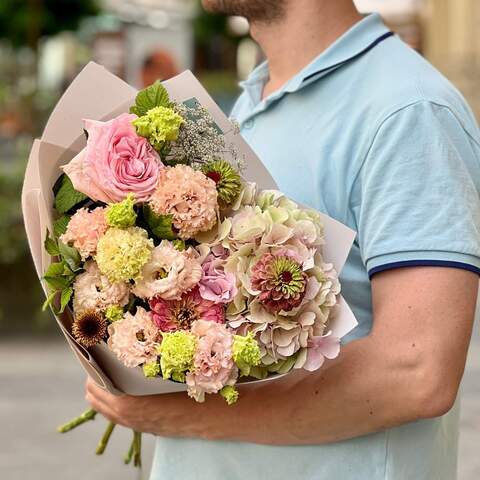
[243,118,255,129]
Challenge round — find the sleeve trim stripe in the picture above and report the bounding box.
[368,260,480,278]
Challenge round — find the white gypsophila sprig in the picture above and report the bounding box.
[166,104,242,170]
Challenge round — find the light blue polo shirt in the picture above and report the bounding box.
[150,14,480,480]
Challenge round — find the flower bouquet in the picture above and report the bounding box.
[22,63,357,467]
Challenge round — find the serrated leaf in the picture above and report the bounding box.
[143,205,177,240]
[59,287,73,313]
[54,174,88,214]
[44,261,66,278]
[58,241,82,271]
[53,215,71,238]
[44,230,59,256]
[44,275,70,291]
[130,80,170,117]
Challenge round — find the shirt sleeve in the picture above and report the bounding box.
[355,100,480,277]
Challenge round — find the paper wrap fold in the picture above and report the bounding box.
[22,62,357,396]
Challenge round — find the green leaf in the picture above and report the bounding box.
[44,230,60,256]
[130,81,170,117]
[44,261,66,278]
[143,205,177,240]
[42,290,58,312]
[43,258,77,290]
[54,174,88,214]
[44,274,70,291]
[53,215,71,238]
[59,287,73,313]
[58,241,82,272]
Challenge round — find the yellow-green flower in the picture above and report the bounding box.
[104,305,125,323]
[220,385,239,405]
[232,332,261,377]
[132,106,183,151]
[106,194,137,228]
[143,361,161,378]
[96,227,153,283]
[158,330,197,382]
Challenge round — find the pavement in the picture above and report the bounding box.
[1,322,479,480]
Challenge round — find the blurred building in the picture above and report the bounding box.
[422,0,480,118]
[355,0,480,120]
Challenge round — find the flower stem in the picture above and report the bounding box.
[95,422,116,455]
[57,408,97,433]
[133,431,142,468]
[124,433,135,465]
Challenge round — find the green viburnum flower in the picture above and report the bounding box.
[220,385,239,405]
[132,106,184,151]
[96,227,153,283]
[106,194,137,228]
[158,331,197,382]
[232,332,261,377]
[143,361,161,378]
[104,305,125,323]
[202,159,242,206]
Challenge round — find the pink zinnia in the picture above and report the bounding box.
[149,288,224,332]
[60,207,107,260]
[250,250,307,313]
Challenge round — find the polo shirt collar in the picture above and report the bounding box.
[240,13,391,114]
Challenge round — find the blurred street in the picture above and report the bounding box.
[1,320,479,480]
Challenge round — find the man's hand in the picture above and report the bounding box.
[86,267,478,445]
[85,377,222,438]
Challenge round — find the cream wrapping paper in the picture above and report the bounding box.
[22,62,357,395]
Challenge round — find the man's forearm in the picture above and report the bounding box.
[205,334,440,445]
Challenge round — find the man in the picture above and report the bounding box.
[86,1,480,479]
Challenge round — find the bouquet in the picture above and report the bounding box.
[22,63,357,468]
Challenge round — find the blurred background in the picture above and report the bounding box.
[0,0,479,478]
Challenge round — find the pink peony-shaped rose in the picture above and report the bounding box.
[186,320,238,402]
[150,288,224,333]
[62,113,162,203]
[198,251,237,304]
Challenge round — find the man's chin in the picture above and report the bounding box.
[200,0,285,21]
[201,0,230,15]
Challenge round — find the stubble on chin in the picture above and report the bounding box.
[201,0,285,23]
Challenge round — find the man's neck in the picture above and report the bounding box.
[250,0,363,99]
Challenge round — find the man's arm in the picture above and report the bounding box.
[86,267,478,445]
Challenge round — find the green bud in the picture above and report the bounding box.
[105,305,125,323]
[106,194,137,228]
[220,385,239,405]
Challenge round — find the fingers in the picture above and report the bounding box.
[85,377,127,425]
